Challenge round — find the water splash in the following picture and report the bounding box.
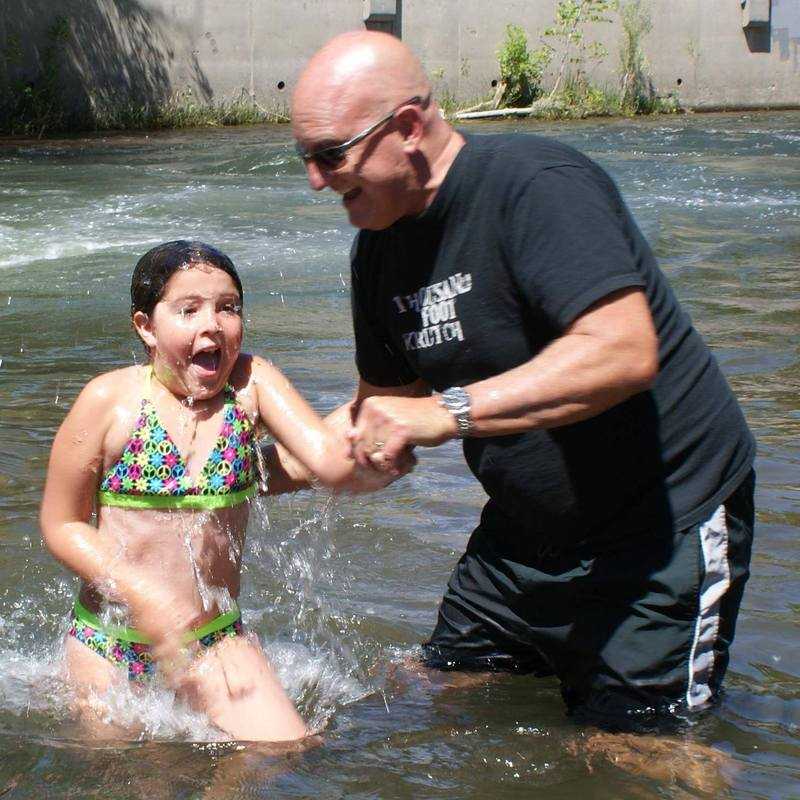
[244,494,374,732]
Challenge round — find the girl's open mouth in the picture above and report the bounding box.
[190,349,221,375]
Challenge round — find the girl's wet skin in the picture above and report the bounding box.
[79,503,249,628]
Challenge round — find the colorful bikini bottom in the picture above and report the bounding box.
[67,598,243,682]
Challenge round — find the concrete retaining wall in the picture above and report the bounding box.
[407,0,800,110]
[1,0,799,119]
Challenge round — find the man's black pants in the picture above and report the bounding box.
[423,471,756,723]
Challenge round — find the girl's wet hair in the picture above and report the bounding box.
[130,240,243,316]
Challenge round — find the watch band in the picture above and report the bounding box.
[438,386,473,438]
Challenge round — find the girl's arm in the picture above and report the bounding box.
[41,374,126,583]
[262,402,415,495]
[249,357,412,493]
[40,374,198,639]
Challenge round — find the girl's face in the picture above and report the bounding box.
[133,264,243,400]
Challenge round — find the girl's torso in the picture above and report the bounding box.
[81,363,263,623]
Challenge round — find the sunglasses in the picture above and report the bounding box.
[295,95,428,170]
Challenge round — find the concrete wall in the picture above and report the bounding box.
[0,0,364,119]
[408,0,800,110]
[1,0,799,119]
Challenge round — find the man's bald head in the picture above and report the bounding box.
[291,32,462,230]
[293,31,430,124]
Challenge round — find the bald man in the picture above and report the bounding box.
[292,32,756,724]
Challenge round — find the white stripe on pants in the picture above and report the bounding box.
[686,503,730,708]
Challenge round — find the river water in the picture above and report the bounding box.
[0,111,798,798]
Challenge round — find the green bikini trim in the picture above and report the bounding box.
[97,483,257,510]
[73,597,241,645]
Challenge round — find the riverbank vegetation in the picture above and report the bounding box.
[88,89,288,133]
[450,0,680,121]
[1,1,674,138]
[2,80,287,138]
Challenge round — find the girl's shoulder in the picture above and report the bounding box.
[228,353,281,391]
[70,366,147,430]
[56,366,147,458]
[80,365,145,402]
[227,354,284,422]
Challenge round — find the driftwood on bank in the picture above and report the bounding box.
[454,96,565,120]
[456,80,509,115]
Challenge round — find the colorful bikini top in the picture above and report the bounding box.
[98,368,260,510]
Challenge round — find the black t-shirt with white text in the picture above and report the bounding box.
[351,133,755,547]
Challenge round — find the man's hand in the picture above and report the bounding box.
[349,394,458,472]
[263,399,418,493]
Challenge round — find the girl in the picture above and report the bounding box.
[40,240,406,741]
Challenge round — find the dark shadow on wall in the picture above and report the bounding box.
[0,0,211,130]
[744,25,771,53]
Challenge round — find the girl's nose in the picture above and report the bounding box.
[198,305,222,333]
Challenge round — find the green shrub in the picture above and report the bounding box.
[497,24,550,106]
[543,0,614,97]
[619,0,655,113]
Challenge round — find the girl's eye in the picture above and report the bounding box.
[222,303,242,315]
[179,306,198,317]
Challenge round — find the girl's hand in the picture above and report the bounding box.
[117,571,203,677]
[346,449,417,492]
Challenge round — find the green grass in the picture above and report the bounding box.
[0,87,289,137]
[541,79,681,118]
[90,91,289,132]
[441,79,680,122]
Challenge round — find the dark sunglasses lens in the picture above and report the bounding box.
[313,148,345,169]
[295,142,344,170]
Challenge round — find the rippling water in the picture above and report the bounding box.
[0,112,798,798]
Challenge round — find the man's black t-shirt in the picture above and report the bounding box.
[351,133,755,546]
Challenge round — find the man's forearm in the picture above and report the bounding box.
[465,329,656,437]
[358,329,655,448]
[350,288,659,463]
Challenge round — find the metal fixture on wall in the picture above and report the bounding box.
[363,0,401,37]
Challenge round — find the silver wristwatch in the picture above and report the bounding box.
[438,386,473,438]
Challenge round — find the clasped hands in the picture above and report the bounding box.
[347,394,458,476]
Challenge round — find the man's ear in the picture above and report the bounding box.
[132,310,157,350]
[396,106,424,154]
